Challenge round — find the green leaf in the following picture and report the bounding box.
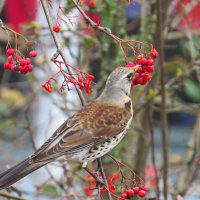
[42,184,59,197]
[184,80,200,102]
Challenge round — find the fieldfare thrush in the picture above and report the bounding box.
[0,66,136,189]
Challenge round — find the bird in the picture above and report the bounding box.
[0,66,136,189]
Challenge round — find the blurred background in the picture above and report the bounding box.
[0,0,200,199]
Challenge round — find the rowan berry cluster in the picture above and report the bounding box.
[118,185,147,199]
[42,64,94,94]
[69,73,94,94]
[84,172,147,199]
[125,48,159,88]
[4,48,37,74]
[42,82,53,93]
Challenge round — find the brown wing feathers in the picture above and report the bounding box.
[30,101,131,163]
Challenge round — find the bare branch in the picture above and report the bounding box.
[156,0,169,199]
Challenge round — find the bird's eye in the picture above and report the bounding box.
[126,73,133,80]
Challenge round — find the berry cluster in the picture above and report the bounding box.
[84,171,147,199]
[42,71,94,94]
[66,73,94,94]
[4,48,37,74]
[118,185,147,199]
[42,83,53,93]
[125,48,159,88]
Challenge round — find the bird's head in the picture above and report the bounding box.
[105,66,137,94]
[98,66,138,105]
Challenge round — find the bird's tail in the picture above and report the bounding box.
[0,158,46,189]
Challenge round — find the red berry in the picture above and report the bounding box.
[27,64,34,72]
[140,185,147,191]
[7,56,14,63]
[29,50,37,57]
[78,82,84,90]
[142,66,147,73]
[133,187,139,194]
[138,190,146,197]
[111,173,120,180]
[85,79,92,88]
[121,192,127,198]
[26,58,31,64]
[4,62,11,70]
[87,74,94,80]
[20,59,27,66]
[10,64,15,71]
[89,0,95,7]
[78,73,83,82]
[15,55,23,61]
[143,73,152,83]
[109,185,116,193]
[126,189,135,197]
[135,74,143,84]
[19,65,29,74]
[84,188,93,196]
[68,76,76,84]
[6,48,15,56]
[131,78,137,88]
[147,58,154,66]
[126,61,134,68]
[136,66,143,73]
[148,48,159,58]
[138,57,147,65]
[18,65,24,72]
[42,83,53,93]
[20,69,28,74]
[85,86,93,94]
[146,65,155,73]
[101,187,107,193]
[52,25,61,32]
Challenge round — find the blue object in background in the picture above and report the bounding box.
[126,3,141,21]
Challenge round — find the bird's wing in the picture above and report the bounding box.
[30,101,132,163]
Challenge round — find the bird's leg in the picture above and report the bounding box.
[83,166,105,186]
[97,158,102,172]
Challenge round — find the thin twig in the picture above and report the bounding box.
[40,0,86,106]
[84,166,105,185]
[71,0,152,54]
[97,158,113,200]
[156,0,169,199]
[148,103,160,199]
[0,192,25,200]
